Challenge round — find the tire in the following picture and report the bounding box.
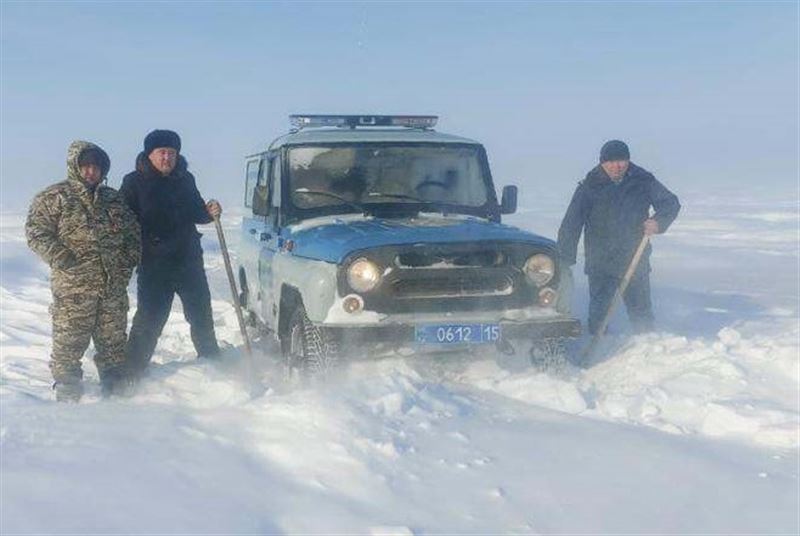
[529,337,568,372]
[282,303,339,378]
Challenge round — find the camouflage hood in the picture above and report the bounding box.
[66,140,111,184]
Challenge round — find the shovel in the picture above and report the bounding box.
[213,215,260,394]
[580,234,650,361]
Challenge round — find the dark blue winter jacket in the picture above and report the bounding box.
[557,162,680,278]
[119,153,212,266]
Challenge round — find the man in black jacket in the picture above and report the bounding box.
[558,140,680,335]
[120,130,222,377]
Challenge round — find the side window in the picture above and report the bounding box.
[269,154,282,210]
[244,159,261,208]
[251,155,271,217]
[258,155,270,192]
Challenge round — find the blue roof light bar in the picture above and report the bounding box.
[290,115,438,130]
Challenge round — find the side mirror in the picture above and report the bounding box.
[500,185,518,215]
[252,185,269,217]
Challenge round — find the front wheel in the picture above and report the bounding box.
[282,304,339,379]
[529,337,569,372]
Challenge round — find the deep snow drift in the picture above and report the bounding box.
[1,194,798,534]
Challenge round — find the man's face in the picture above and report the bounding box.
[601,159,629,181]
[148,147,178,175]
[79,163,102,185]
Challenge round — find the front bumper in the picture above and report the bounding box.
[326,316,581,346]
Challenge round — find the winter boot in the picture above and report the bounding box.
[100,368,135,399]
[54,381,84,403]
[197,346,222,361]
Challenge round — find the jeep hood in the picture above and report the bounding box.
[286,215,556,263]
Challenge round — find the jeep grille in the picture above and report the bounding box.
[340,242,550,314]
[392,273,513,299]
[395,250,506,269]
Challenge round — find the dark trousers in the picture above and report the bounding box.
[126,257,219,374]
[588,271,654,335]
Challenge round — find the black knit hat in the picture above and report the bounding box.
[600,140,630,162]
[144,129,181,155]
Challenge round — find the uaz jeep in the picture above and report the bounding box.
[238,115,580,372]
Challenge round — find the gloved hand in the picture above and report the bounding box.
[206,199,222,219]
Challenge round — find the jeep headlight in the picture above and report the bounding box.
[524,254,555,286]
[347,258,382,292]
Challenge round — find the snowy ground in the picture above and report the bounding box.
[1,194,798,534]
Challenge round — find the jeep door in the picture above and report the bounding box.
[257,152,283,331]
[241,156,267,320]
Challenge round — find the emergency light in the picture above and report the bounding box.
[290,115,438,130]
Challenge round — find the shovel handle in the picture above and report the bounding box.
[214,215,253,359]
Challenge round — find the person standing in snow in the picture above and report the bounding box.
[120,130,222,378]
[558,140,681,335]
[26,141,142,402]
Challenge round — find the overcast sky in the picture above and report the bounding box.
[1,1,797,211]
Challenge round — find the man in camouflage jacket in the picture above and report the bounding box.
[26,140,141,402]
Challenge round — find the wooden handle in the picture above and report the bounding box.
[214,216,253,359]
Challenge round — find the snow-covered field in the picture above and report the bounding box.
[1,194,798,534]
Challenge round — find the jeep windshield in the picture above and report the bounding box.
[288,144,492,217]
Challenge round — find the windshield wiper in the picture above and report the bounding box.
[294,188,367,213]
[367,191,457,216]
[366,191,431,204]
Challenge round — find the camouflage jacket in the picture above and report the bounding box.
[26,141,142,297]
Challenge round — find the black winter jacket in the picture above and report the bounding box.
[119,153,211,265]
[557,162,680,278]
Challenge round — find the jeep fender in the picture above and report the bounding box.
[273,253,338,330]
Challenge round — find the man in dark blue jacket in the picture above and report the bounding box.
[120,130,222,377]
[558,140,680,335]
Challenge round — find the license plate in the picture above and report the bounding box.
[415,323,501,345]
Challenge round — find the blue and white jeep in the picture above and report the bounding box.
[238,115,580,372]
